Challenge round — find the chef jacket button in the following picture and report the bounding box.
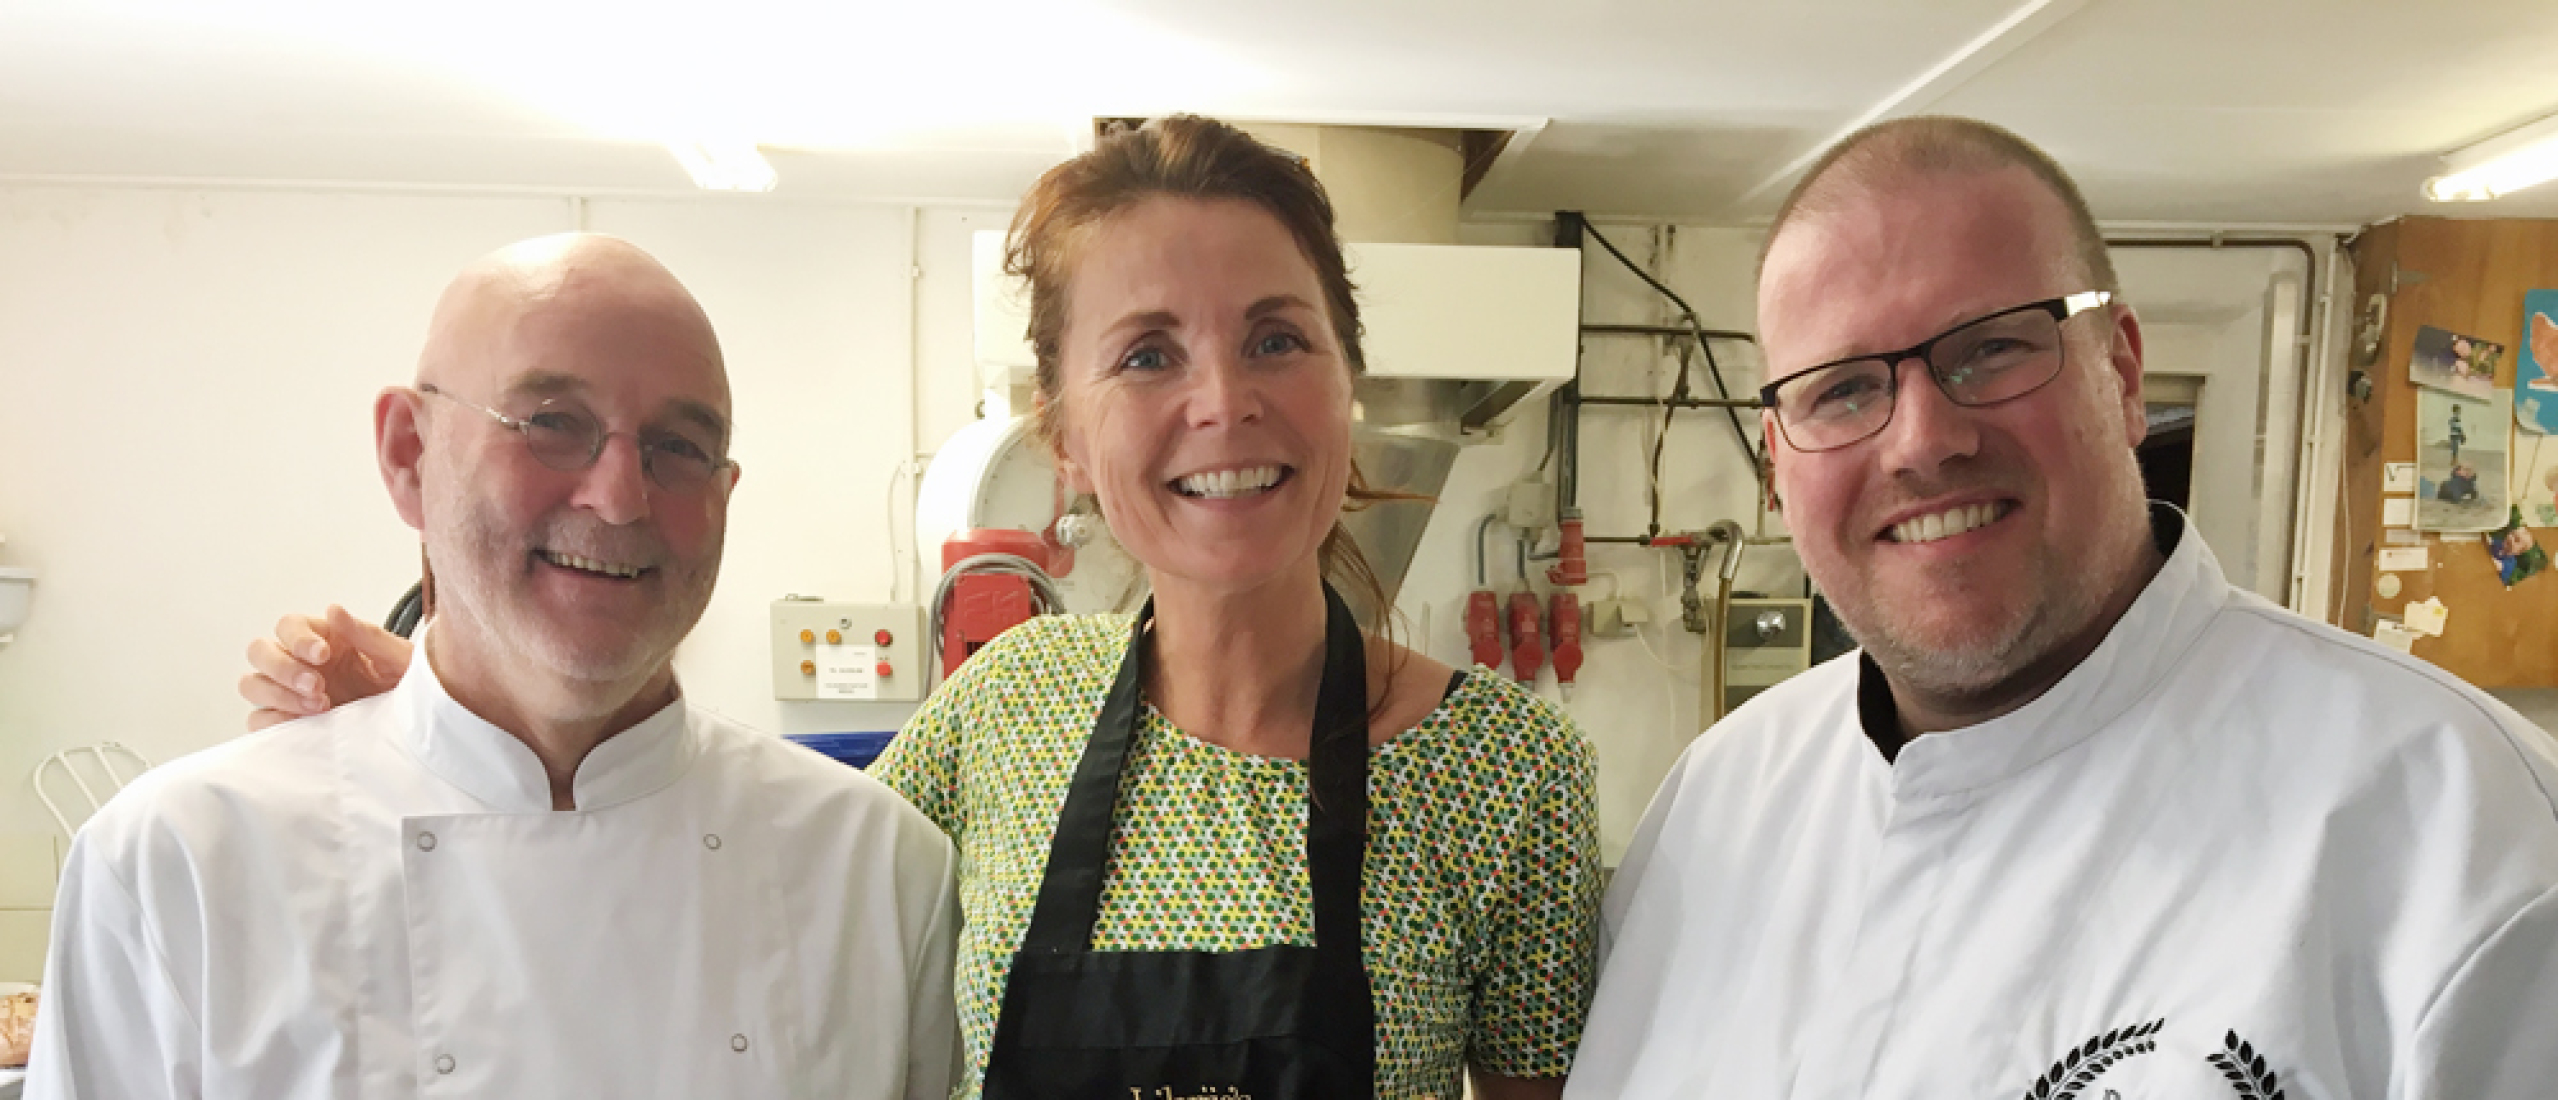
[703,833,722,850]
[415,831,437,852]
[435,1054,456,1074]
[730,1034,749,1052]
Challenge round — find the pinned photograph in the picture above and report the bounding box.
[2518,432,2558,527]
[2518,291,2558,434]
[2485,506,2549,588]
[2415,387,2509,532]
[2407,324,2504,402]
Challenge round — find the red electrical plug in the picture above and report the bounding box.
[1547,511,1588,587]
[1466,590,1504,672]
[1507,590,1545,685]
[1548,591,1582,698]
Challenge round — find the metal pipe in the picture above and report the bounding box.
[2305,239,2351,620]
[1705,521,1748,725]
[1576,394,1763,410]
[1586,533,1790,547]
[904,205,929,604]
[1555,213,1587,515]
[2270,236,2349,619]
[1581,322,1759,342]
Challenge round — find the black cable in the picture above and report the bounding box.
[1537,385,1562,475]
[1553,213,1588,515]
[1578,221,1763,478]
[1647,342,1695,537]
[1559,385,1581,508]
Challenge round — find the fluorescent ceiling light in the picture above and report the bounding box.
[668,141,777,192]
[2425,111,2558,203]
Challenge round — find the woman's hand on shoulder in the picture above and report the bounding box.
[240,605,413,730]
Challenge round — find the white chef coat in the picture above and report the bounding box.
[1570,508,2558,1099]
[27,644,959,1100]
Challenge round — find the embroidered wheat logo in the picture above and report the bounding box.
[2206,1029,2286,1100]
[2020,1018,2165,1100]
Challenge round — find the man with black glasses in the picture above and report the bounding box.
[1568,118,2558,1099]
[28,234,959,1100]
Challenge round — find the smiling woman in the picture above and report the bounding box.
[871,116,1599,1100]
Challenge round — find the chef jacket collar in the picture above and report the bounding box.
[394,623,700,812]
[1860,502,2222,802]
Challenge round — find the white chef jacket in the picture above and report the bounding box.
[27,645,959,1100]
[1570,509,2558,1099]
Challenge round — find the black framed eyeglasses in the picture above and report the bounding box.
[417,382,733,493]
[1758,290,2114,453]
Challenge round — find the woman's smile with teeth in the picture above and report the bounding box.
[1888,501,2008,544]
[1172,465,1287,499]
[539,549,645,579]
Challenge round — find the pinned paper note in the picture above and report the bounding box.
[2402,597,2450,638]
[2382,498,2415,527]
[2373,620,2422,653]
[2384,528,2426,546]
[2377,545,2429,572]
[2384,463,2417,493]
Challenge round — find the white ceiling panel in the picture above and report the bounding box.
[1932,0,2558,221]
[2,0,2555,226]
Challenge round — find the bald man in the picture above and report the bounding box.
[27,235,960,1100]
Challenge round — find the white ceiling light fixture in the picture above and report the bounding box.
[668,140,778,192]
[2424,111,2558,203]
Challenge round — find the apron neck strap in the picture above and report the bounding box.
[1020,583,1372,955]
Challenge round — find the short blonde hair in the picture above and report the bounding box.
[1760,116,2118,293]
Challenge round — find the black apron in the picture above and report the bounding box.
[981,584,1377,1100]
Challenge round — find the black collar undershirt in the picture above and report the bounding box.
[1855,503,2184,762]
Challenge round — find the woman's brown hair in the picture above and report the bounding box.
[1005,114,1403,631]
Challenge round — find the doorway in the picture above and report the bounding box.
[2140,402,2197,511]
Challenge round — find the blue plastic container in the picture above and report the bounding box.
[785,731,898,770]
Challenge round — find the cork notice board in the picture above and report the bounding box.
[2337,217,2558,687]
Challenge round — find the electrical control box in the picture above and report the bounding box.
[772,600,927,703]
[1723,597,1813,714]
[1503,479,1556,532]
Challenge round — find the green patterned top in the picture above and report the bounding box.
[872,613,1601,1100]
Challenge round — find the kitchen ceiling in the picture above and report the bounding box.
[5,0,2556,224]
